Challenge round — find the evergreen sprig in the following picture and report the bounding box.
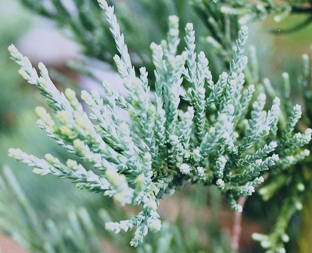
[252,49,312,253]
[8,0,311,247]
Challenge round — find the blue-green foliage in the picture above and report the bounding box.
[7,0,311,248]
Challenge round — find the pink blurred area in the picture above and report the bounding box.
[0,235,29,253]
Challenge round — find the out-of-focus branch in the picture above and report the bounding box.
[292,3,312,14]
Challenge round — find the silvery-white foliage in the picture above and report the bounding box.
[8,0,311,247]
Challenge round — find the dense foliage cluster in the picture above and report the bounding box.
[1,0,312,252]
[6,0,312,250]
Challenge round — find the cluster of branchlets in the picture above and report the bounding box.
[8,0,311,246]
[18,0,246,72]
[250,50,312,253]
[19,0,207,74]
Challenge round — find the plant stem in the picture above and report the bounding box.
[231,196,247,252]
